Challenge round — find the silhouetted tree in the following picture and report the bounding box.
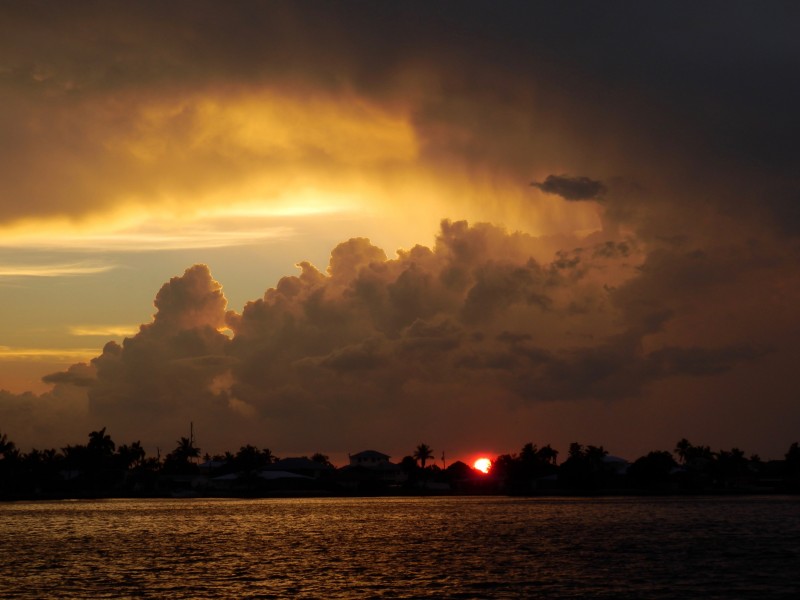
[61,444,88,471]
[0,432,15,458]
[714,447,749,483]
[567,442,584,460]
[675,438,691,464]
[445,460,476,481]
[15,447,62,494]
[261,448,277,464]
[399,455,417,473]
[233,445,270,472]
[490,451,522,493]
[674,438,713,465]
[785,442,800,481]
[7,425,800,499]
[174,437,200,462]
[84,428,122,489]
[396,455,419,487]
[311,453,334,469]
[88,427,116,457]
[559,443,610,489]
[520,443,538,463]
[672,438,717,490]
[489,453,516,479]
[785,442,800,464]
[116,441,145,471]
[537,444,559,465]
[488,443,560,494]
[163,436,201,474]
[42,448,58,465]
[520,443,558,477]
[0,433,21,499]
[628,451,677,489]
[414,443,434,469]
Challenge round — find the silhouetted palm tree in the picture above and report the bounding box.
[88,427,116,457]
[414,443,434,469]
[174,436,200,462]
[0,432,15,458]
[675,438,692,464]
[116,441,145,470]
[675,438,713,467]
[520,443,538,463]
[537,444,559,465]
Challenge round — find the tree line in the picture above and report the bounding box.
[485,440,800,495]
[1,429,799,500]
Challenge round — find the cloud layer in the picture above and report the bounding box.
[2,2,798,242]
[3,215,792,460]
[1,3,800,461]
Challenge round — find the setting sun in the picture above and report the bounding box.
[473,457,492,474]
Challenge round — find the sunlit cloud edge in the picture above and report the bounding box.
[68,325,139,337]
[0,262,116,277]
[0,346,100,361]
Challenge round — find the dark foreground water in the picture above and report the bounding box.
[1,496,799,598]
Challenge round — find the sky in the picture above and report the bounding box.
[1,1,799,465]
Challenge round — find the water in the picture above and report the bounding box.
[1,496,799,598]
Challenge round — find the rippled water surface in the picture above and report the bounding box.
[1,496,799,598]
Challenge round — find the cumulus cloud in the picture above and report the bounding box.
[146,264,228,333]
[82,265,235,444]
[2,220,782,457]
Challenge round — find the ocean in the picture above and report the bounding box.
[1,496,798,598]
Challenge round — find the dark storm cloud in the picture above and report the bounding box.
[1,1,799,234]
[645,344,768,378]
[501,335,766,402]
[531,175,607,201]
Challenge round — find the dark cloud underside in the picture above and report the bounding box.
[531,175,607,201]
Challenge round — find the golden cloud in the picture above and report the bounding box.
[68,325,139,338]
